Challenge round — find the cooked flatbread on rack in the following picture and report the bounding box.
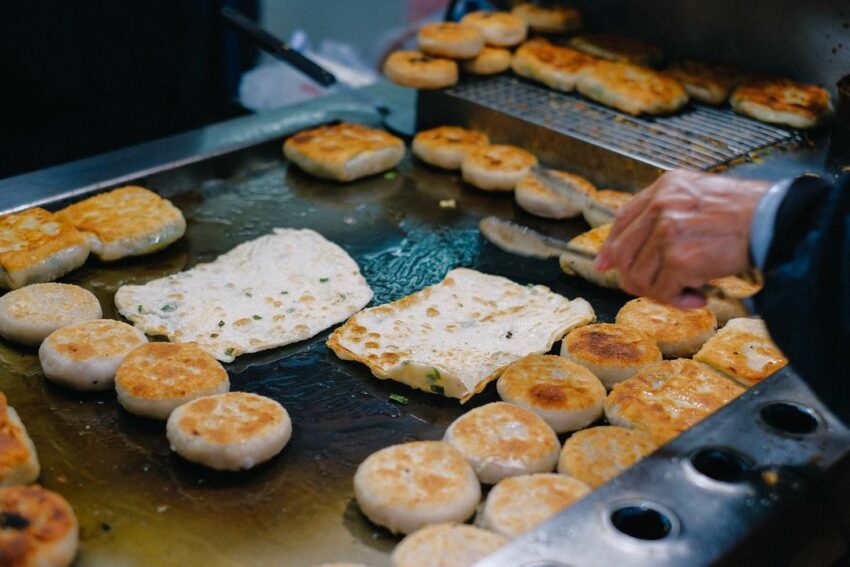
[115,228,373,362]
[328,267,595,402]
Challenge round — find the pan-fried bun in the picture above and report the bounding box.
[694,317,788,387]
[559,224,620,289]
[583,189,632,228]
[0,208,89,291]
[0,485,78,567]
[706,297,750,328]
[56,186,186,262]
[115,342,230,420]
[383,51,458,89]
[477,473,590,538]
[462,47,512,75]
[461,144,538,191]
[511,39,595,93]
[616,297,716,358]
[511,3,581,34]
[497,355,606,433]
[0,393,40,487]
[461,11,528,47]
[412,126,489,170]
[561,323,661,389]
[569,34,662,67]
[391,523,507,567]
[605,359,744,443]
[577,61,689,116]
[443,401,560,483]
[0,283,102,346]
[666,60,741,105]
[39,319,147,391]
[558,426,658,488]
[284,123,405,182]
[354,441,480,535]
[166,392,291,471]
[418,23,483,59]
[731,77,833,129]
[515,170,596,219]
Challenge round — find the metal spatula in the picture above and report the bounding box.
[220,6,414,138]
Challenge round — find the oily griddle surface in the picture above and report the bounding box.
[0,149,629,566]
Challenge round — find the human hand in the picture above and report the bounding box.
[595,170,770,308]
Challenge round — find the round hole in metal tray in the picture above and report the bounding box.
[759,402,821,436]
[609,504,675,541]
[690,447,754,483]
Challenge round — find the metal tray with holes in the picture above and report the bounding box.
[0,83,847,566]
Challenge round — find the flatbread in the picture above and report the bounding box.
[731,77,833,129]
[116,229,373,362]
[328,268,595,402]
[569,34,662,67]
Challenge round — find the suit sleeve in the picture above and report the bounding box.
[752,174,850,421]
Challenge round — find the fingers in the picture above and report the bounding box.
[672,292,707,309]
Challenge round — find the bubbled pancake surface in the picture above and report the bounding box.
[444,401,560,482]
[328,268,595,402]
[605,359,744,442]
[558,425,658,488]
[478,473,590,538]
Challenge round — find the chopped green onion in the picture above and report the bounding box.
[210,333,219,338]
[245,292,253,297]
[426,367,442,383]
[401,360,411,366]
[161,304,175,312]
[218,320,225,327]
[389,393,409,405]
[281,291,289,295]
[224,347,235,356]
[252,315,262,320]
[383,171,397,180]
[319,277,329,283]
[137,305,143,313]
[430,384,445,395]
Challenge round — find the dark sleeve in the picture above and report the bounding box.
[754,173,850,421]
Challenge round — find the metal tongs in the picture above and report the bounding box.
[220,6,413,137]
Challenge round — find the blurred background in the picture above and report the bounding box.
[1,0,846,179]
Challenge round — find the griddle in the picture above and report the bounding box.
[0,82,847,566]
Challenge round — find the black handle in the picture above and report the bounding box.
[220,6,336,87]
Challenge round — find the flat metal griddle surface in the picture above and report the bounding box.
[0,140,628,567]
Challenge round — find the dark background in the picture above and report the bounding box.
[0,0,257,179]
